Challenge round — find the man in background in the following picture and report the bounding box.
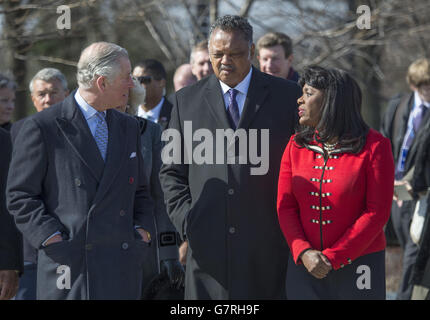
[11,68,69,300]
[257,32,299,82]
[133,59,172,131]
[190,40,213,81]
[12,68,69,140]
[173,64,196,92]
[381,58,430,300]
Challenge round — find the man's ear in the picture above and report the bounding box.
[249,43,255,60]
[287,54,293,63]
[95,76,107,92]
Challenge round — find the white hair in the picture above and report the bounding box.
[29,68,68,93]
[77,42,128,89]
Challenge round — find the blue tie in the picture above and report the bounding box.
[396,104,427,178]
[228,89,240,128]
[94,111,108,161]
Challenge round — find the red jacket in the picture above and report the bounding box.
[277,129,394,270]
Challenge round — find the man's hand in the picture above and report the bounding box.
[393,180,414,207]
[179,241,188,266]
[301,250,332,279]
[44,234,63,246]
[136,228,151,243]
[0,270,19,300]
[160,259,185,289]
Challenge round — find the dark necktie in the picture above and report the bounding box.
[228,88,240,128]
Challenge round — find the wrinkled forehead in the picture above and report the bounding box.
[33,78,64,91]
[209,28,250,50]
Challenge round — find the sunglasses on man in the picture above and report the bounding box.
[136,75,161,84]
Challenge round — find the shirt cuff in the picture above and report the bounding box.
[42,231,61,247]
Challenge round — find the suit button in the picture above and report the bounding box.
[122,242,129,250]
[75,178,81,187]
[229,227,236,234]
[119,210,125,216]
[228,189,234,195]
[85,244,92,251]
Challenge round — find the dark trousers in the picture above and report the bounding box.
[286,251,386,300]
[15,263,37,300]
[391,200,419,300]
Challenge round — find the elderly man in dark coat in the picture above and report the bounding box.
[7,42,154,300]
[159,15,300,299]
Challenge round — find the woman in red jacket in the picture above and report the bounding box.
[277,66,394,299]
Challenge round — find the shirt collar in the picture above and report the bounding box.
[74,89,105,120]
[137,96,165,121]
[414,91,430,109]
[219,67,253,96]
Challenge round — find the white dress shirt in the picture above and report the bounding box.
[219,67,253,116]
[137,97,164,123]
[74,90,106,137]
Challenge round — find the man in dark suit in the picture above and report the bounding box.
[0,127,23,300]
[11,68,69,300]
[381,58,430,300]
[159,15,301,299]
[7,42,154,300]
[132,59,173,131]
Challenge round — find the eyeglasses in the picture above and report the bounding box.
[137,76,153,84]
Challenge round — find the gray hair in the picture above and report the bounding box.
[0,73,17,90]
[77,42,129,89]
[209,15,253,46]
[29,68,68,93]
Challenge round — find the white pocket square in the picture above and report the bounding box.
[130,152,137,158]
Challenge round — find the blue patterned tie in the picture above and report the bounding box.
[228,89,240,128]
[396,104,427,178]
[94,111,108,161]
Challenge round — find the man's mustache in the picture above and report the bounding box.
[220,65,234,71]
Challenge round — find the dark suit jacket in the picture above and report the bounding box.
[10,118,38,265]
[157,97,173,132]
[159,67,301,299]
[133,117,179,287]
[380,92,430,173]
[6,92,154,299]
[0,128,23,273]
[411,119,430,289]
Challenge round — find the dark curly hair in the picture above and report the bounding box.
[294,66,369,153]
[209,15,253,46]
